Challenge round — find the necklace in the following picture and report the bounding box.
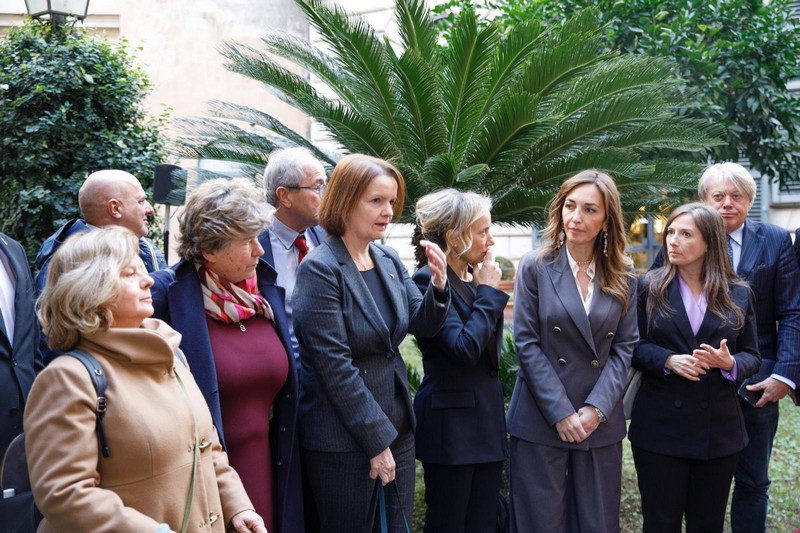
[353,257,370,271]
[576,258,592,273]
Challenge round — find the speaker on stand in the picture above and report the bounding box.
[152,164,187,263]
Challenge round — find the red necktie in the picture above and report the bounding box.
[294,234,309,263]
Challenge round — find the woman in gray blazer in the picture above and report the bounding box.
[506,170,638,533]
[293,154,449,533]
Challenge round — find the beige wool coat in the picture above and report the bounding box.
[24,319,254,533]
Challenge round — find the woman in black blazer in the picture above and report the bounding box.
[293,154,450,533]
[630,202,760,533]
[412,189,509,533]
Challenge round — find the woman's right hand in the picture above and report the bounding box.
[665,353,708,382]
[555,413,588,444]
[472,250,502,288]
[369,447,396,486]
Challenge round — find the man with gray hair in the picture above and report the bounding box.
[34,169,167,292]
[258,147,327,360]
[696,163,800,532]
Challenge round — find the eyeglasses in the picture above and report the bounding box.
[285,184,327,197]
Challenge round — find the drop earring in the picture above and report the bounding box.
[603,230,608,257]
[558,228,565,248]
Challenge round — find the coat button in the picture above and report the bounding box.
[553,326,562,333]
[209,512,219,525]
[199,438,211,451]
[277,461,282,466]
[606,332,614,338]
[674,400,683,408]
[591,360,600,368]
[558,358,567,366]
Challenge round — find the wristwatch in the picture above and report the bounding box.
[593,406,607,423]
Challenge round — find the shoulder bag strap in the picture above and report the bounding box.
[63,349,110,458]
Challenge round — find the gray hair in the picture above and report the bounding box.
[177,178,270,263]
[263,147,325,206]
[698,162,757,202]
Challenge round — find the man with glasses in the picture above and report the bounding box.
[260,147,328,361]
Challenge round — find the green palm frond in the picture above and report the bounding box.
[178,0,723,223]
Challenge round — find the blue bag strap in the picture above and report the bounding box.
[377,481,411,533]
[63,349,110,458]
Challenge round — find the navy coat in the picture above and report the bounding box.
[0,233,42,456]
[150,258,304,533]
[412,266,508,465]
[629,278,761,460]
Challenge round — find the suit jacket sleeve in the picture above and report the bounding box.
[390,250,450,339]
[412,268,507,366]
[513,253,575,426]
[585,277,638,417]
[771,231,800,383]
[294,257,397,458]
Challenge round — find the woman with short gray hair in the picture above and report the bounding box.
[151,178,304,533]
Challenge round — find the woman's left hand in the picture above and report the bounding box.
[420,239,447,291]
[693,339,735,372]
[230,510,268,533]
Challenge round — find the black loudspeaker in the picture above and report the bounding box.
[152,164,187,206]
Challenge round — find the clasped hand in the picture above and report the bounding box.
[667,339,734,381]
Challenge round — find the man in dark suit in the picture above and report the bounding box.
[0,232,42,457]
[259,148,327,360]
[696,163,800,533]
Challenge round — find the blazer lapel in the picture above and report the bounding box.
[447,267,476,309]
[588,287,613,340]
[547,253,596,352]
[737,222,762,279]
[329,237,392,349]
[666,280,699,348]
[373,244,406,349]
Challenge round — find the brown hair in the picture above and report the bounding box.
[317,154,406,236]
[644,202,746,328]
[539,169,634,311]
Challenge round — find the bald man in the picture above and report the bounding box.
[34,170,167,292]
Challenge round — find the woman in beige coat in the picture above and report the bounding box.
[25,227,267,533]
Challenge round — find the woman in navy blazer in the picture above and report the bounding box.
[150,179,303,533]
[507,170,638,533]
[293,154,450,533]
[630,203,760,533]
[412,189,509,533]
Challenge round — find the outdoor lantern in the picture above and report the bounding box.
[24,0,89,25]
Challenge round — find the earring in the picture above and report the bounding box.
[603,230,608,257]
[557,228,565,248]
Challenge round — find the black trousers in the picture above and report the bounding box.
[632,445,741,533]
[422,461,504,533]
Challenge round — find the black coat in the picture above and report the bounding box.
[629,279,760,460]
[412,266,508,465]
[0,232,42,456]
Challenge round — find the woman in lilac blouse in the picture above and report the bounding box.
[629,202,760,533]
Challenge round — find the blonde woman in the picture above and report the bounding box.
[26,227,265,533]
[413,189,509,533]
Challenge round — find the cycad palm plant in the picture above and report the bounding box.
[178,0,723,224]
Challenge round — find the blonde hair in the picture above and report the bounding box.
[177,178,271,263]
[539,169,635,312]
[414,189,492,268]
[698,162,757,202]
[37,227,140,351]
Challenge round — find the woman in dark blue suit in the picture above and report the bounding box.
[293,154,450,533]
[412,189,509,533]
[630,202,760,533]
[150,179,303,533]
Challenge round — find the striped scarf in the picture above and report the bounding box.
[198,265,274,324]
